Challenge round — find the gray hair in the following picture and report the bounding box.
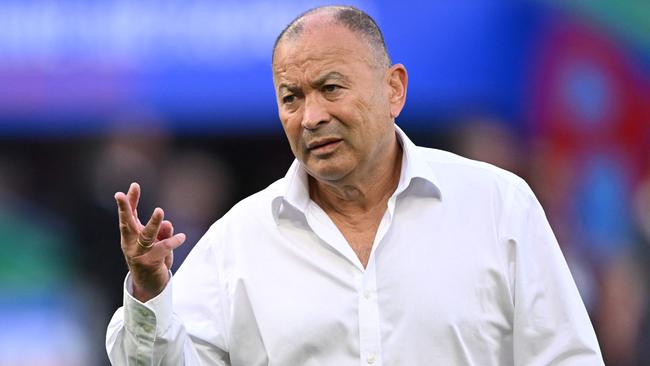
[272,5,391,68]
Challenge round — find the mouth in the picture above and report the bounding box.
[306,138,343,156]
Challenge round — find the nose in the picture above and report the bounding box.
[301,94,330,130]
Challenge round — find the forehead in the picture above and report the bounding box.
[273,23,375,82]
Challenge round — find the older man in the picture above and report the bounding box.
[107,6,603,365]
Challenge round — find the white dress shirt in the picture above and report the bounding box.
[107,126,603,365]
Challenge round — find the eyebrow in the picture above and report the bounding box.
[278,83,298,94]
[312,71,349,88]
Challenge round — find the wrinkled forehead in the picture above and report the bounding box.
[274,47,367,79]
[272,25,376,82]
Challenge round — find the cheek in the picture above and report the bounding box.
[349,98,376,131]
[280,115,303,153]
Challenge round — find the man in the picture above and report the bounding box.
[107,6,604,365]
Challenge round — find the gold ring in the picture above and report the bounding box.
[136,237,154,249]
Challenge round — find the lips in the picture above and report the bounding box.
[307,138,341,149]
[306,138,343,155]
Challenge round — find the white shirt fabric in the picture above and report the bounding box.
[106,126,603,366]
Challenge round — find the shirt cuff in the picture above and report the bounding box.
[123,271,173,340]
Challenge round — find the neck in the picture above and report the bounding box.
[309,138,403,217]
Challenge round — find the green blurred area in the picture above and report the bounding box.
[0,208,72,292]
[547,0,650,52]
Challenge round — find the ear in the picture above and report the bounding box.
[386,64,408,118]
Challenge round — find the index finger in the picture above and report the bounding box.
[115,191,137,236]
[127,182,141,217]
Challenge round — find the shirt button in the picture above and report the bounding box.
[366,354,376,364]
[363,290,370,299]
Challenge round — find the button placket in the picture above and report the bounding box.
[358,258,382,366]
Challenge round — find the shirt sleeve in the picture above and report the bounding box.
[502,180,604,365]
[106,226,230,365]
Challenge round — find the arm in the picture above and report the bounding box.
[502,181,604,365]
[105,183,230,365]
[105,273,230,365]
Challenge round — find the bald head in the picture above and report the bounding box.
[272,6,391,69]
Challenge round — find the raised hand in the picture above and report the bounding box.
[115,182,186,302]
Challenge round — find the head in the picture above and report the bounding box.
[272,6,408,184]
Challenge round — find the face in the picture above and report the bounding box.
[272,20,407,184]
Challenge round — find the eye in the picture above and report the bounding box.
[282,94,296,104]
[322,84,340,93]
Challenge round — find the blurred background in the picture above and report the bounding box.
[0,0,648,365]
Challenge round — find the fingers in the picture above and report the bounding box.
[157,220,174,241]
[115,191,137,237]
[138,207,164,247]
[146,233,186,259]
[116,184,178,261]
[127,182,141,217]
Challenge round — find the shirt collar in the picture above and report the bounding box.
[393,125,442,199]
[272,124,443,222]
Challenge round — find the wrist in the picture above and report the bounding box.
[131,271,170,303]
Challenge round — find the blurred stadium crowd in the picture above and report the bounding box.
[0,1,649,365]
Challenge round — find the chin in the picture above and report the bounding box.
[304,162,351,183]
